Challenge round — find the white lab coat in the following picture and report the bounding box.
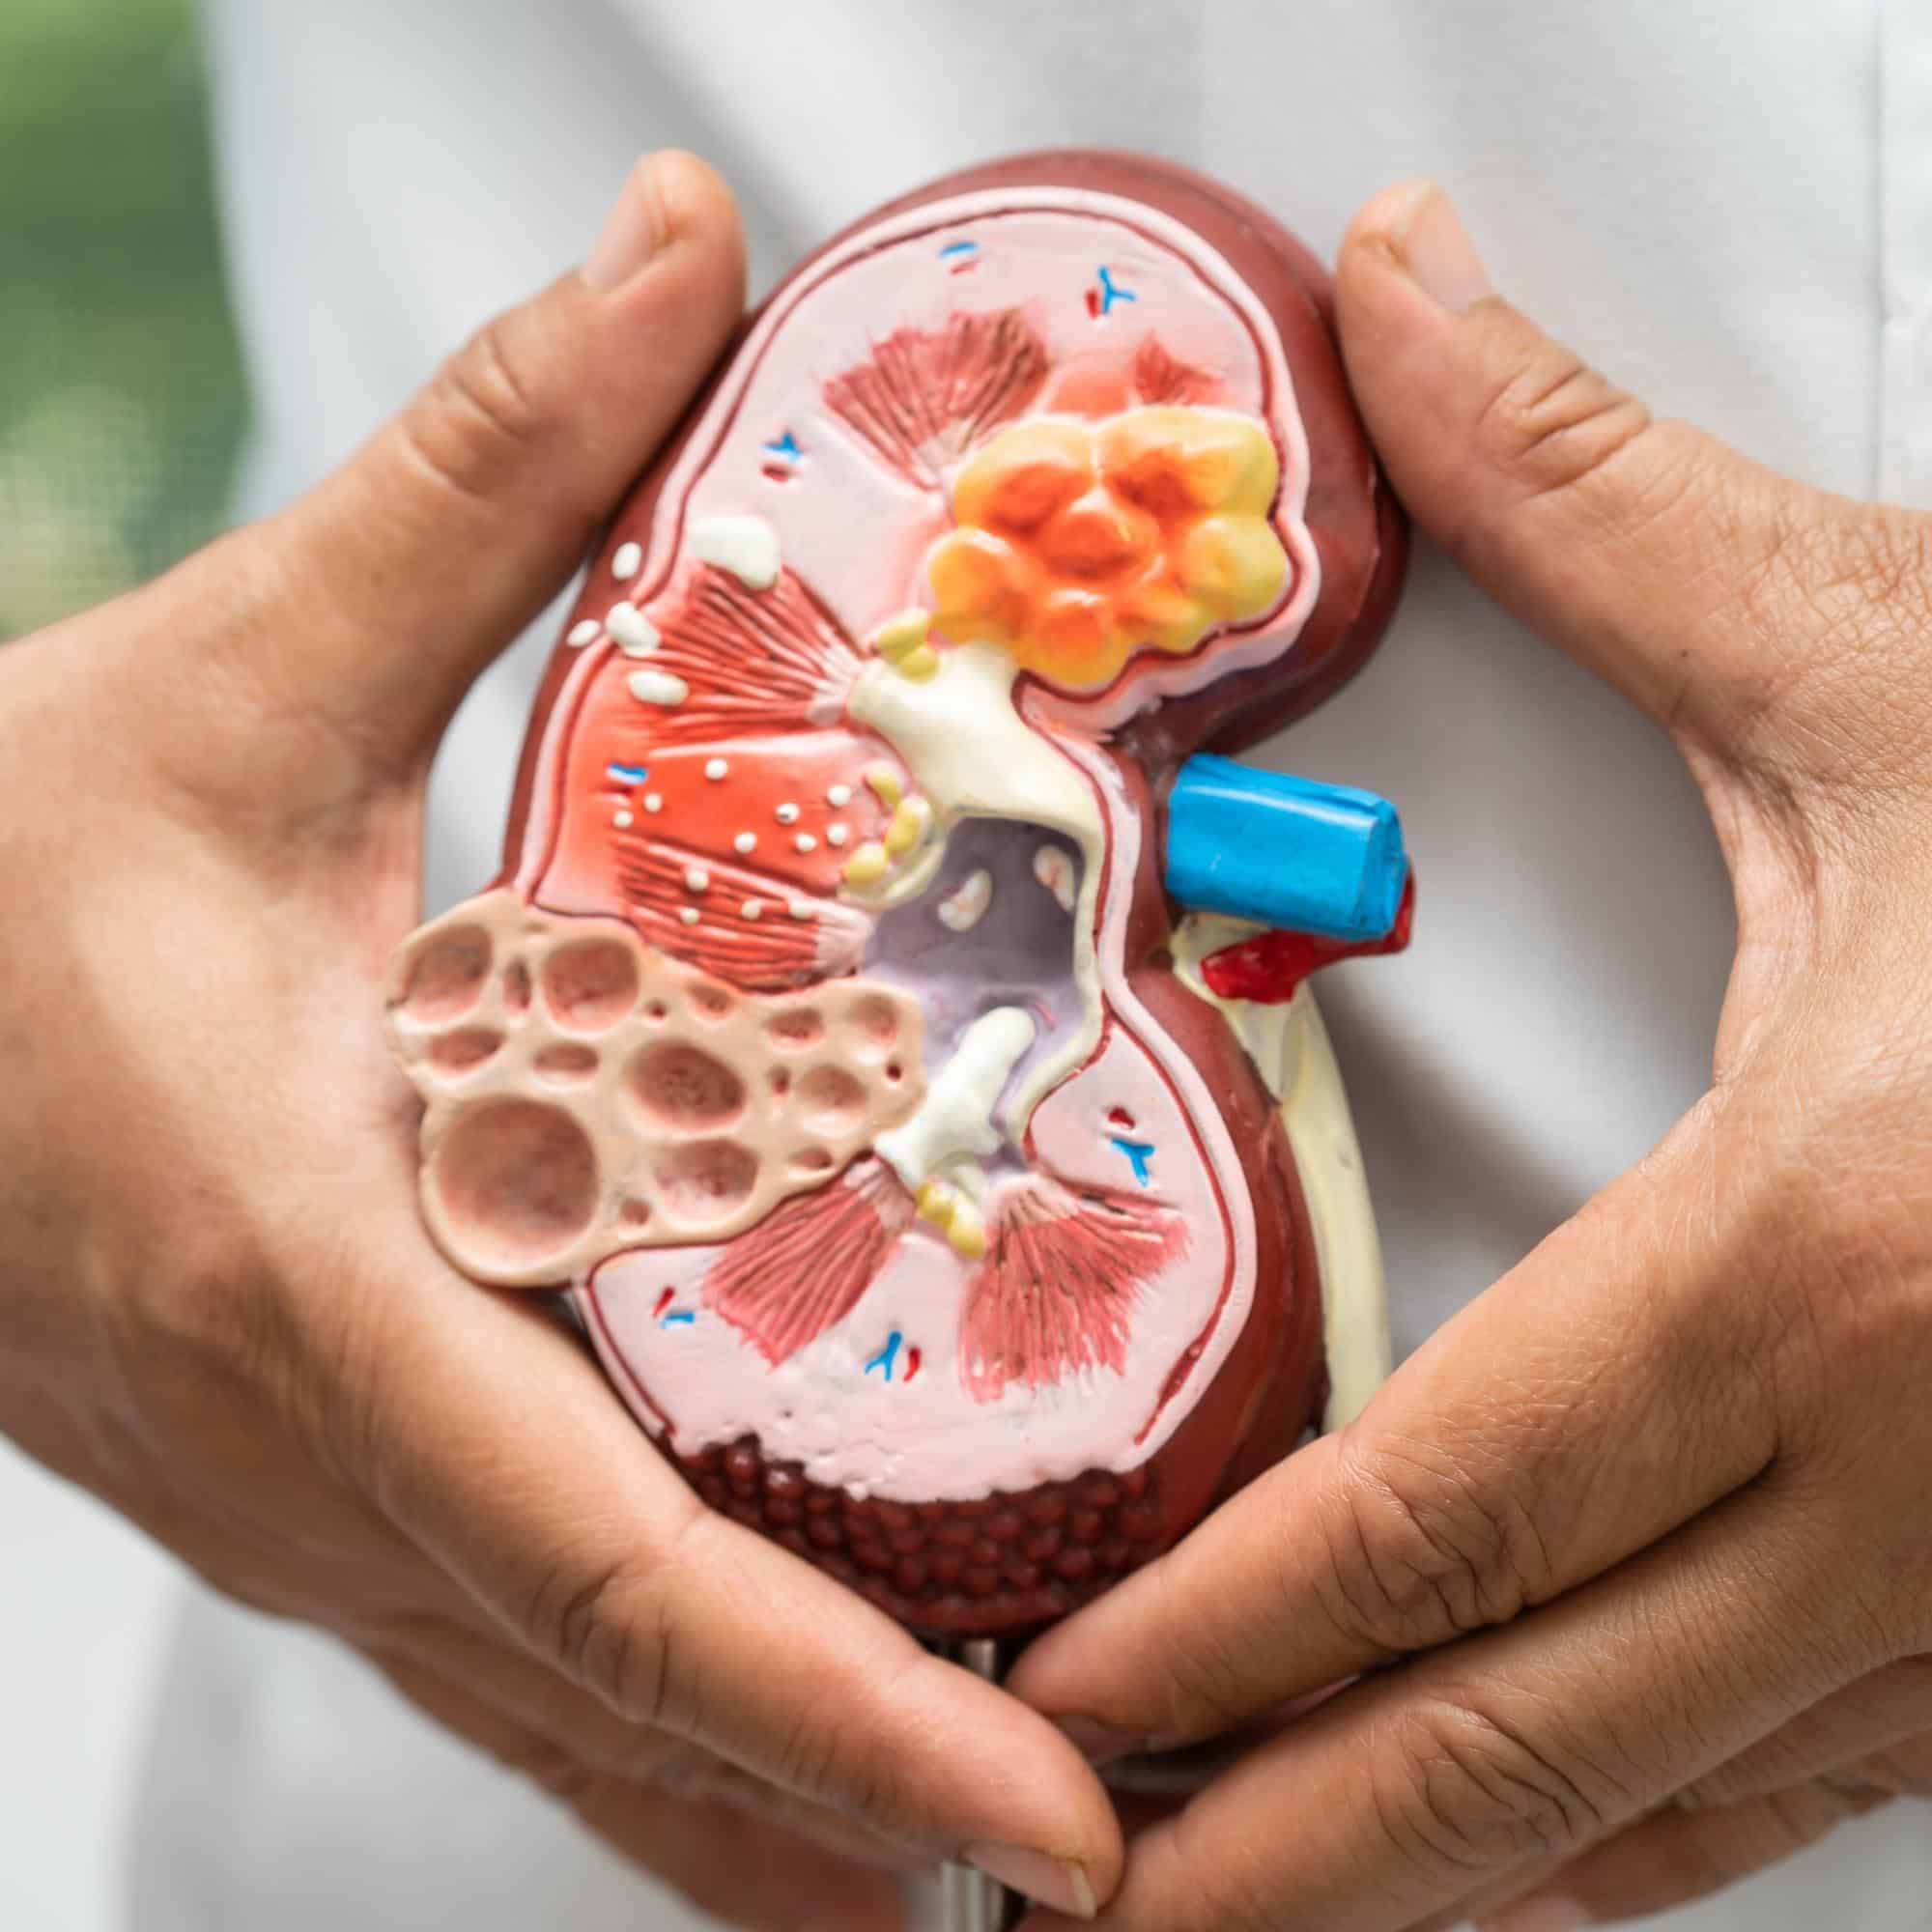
[45,1,1932,1925]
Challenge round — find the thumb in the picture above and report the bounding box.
[1334,181,1831,754]
[261,150,744,763]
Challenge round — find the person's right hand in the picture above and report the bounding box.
[0,151,1114,1932]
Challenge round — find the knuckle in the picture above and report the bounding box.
[402,312,548,508]
[1470,340,1654,507]
[1313,1432,1548,1657]
[1147,1558,1279,1737]
[526,1524,694,1727]
[1155,1636,1266,1742]
[762,1700,857,1809]
[762,1650,925,1829]
[753,1648,947,1845]
[1371,1692,1626,1881]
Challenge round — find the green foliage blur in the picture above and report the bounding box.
[1,0,245,638]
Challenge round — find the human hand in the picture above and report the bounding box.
[0,151,1115,1931]
[1436,1703,1932,1926]
[1005,179,1932,1930]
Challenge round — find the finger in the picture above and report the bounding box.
[1094,1688,1348,1797]
[968,1773,1568,1932]
[1485,1725,1932,1927]
[1475,1787,1889,1931]
[1095,1792,1577,1932]
[1017,1476,1879,1932]
[348,1249,1117,1918]
[1676,1657,1932,1806]
[377,1652,906,1932]
[1332,180,1890,759]
[1009,1104,1777,1753]
[248,149,744,762]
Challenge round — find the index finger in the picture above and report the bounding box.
[1007,1108,1775,1755]
[1017,1472,1872,1932]
[330,1207,1118,1917]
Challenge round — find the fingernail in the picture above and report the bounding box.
[1477,1896,1592,1932]
[1389,182,1492,313]
[1053,1715,1141,1768]
[583,154,667,291]
[966,1844,1097,1919]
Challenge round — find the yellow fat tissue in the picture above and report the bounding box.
[925,406,1291,691]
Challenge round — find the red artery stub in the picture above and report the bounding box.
[1202,875,1417,1006]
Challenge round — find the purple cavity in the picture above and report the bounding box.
[864,816,1084,1129]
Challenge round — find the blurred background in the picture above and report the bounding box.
[1,4,232,1926]
[2,0,244,639]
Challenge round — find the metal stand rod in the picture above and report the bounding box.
[933,1637,1019,1932]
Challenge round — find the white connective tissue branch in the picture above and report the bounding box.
[873,1006,1036,1191]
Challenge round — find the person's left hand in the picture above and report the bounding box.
[1005,181,1932,1931]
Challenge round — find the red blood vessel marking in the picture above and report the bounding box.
[1201,874,1417,1004]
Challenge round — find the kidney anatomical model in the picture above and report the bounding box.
[386,153,1411,1640]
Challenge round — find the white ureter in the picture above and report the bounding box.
[847,643,1106,1130]
[1169,913,1393,1428]
[874,1007,1037,1192]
